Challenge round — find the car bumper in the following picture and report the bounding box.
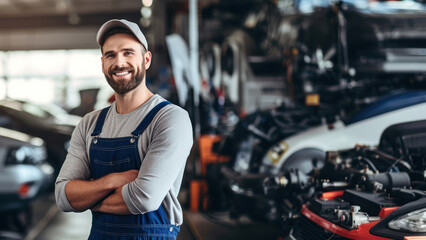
[0,164,54,213]
[0,193,33,212]
[292,204,423,240]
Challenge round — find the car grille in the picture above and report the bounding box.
[292,216,351,240]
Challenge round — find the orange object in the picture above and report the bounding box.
[198,135,230,176]
[305,93,320,106]
[379,207,398,219]
[190,180,209,212]
[321,190,345,200]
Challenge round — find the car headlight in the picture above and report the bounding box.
[264,141,288,165]
[388,208,426,232]
[266,141,288,164]
[6,145,47,165]
[259,141,289,174]
[370,197,426,239]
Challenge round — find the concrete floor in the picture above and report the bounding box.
[1,193,280,240]
[183,210,281,240]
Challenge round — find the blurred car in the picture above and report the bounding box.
[260,90,426,175]
[221,90,426,222]
[0,99,81,127]
[276,119,426,239]
[0,99,78,174]
[0,127,54,234]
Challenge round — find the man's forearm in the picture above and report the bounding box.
[91,186,132,215]
[65,178,115,212]
[65,170,139,212]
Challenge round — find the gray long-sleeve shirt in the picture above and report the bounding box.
[55,94,193,225]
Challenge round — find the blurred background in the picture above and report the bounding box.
[1,0,426,240]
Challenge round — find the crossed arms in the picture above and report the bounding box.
[65,169,139,215]
[55,105,193,216]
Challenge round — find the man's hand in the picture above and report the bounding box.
[91,185,132,215]
[108,170,139,189]
[65,169,139,212]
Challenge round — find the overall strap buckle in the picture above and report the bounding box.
[130,134,139,143]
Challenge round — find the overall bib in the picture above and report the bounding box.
[88,101,180,240]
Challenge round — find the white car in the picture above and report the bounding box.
[0,128,54,234]
[259,91,426,175]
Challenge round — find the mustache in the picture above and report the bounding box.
[109,66,134,74]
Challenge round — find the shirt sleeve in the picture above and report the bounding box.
[54,119,92,212]
[122,106,193,214]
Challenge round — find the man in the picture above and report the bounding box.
[55,19,193,240]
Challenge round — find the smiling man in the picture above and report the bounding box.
[55,19,193,240]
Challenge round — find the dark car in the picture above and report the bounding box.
[0,99,76,175]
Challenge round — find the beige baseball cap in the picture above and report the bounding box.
[96,19,148,50]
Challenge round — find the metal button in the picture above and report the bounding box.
[130,138,135,143]
[93,138,97,144]
[169,227,173,232]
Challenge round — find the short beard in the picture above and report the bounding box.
[105,64,146,95]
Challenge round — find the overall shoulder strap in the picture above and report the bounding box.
[131,101,171,137]
[91,106,111,136]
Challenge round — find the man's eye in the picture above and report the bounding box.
[105,54,114,58]
[124,52,134,56]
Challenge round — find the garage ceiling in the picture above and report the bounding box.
[0,0,143,50]
[0,0,247,51]
[0,0,140,18]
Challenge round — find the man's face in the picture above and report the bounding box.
[101,33,151,95]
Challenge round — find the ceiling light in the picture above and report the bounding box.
[142,0,153,7]
[140,18,151,28]
[68,13,80,25]
[141,7,152,18]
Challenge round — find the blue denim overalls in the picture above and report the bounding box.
[87,101,180,240]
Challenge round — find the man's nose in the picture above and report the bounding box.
[114,54,127,67]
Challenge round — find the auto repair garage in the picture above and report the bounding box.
[1,0,426,240]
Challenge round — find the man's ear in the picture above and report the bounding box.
[144,51,152,70]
